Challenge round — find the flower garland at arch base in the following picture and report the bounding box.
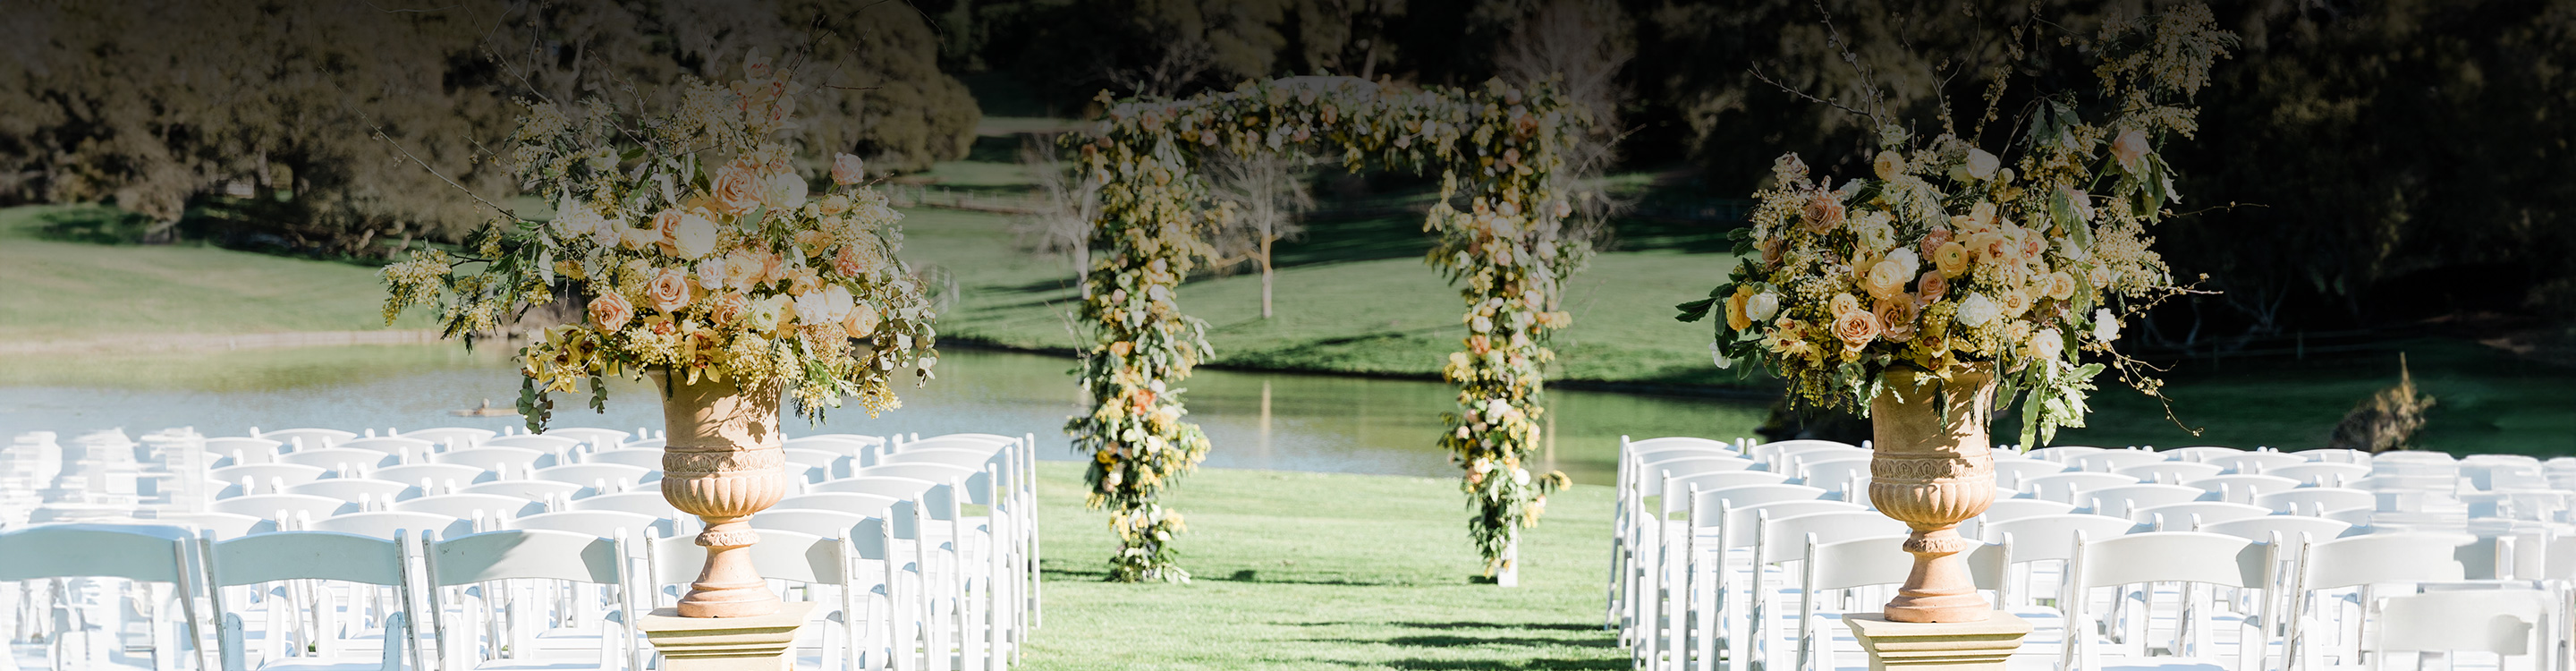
[1071,76,1591,582]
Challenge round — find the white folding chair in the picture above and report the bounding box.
[420,529,635,671]
[215,494,360,529]
[2159,446,2245,463]
[431,447,554,480]
[539,428,631,449]
[775,493,903,517]
[568,492,679,518]
[2182,474,2301,505]
[2288,533,2500,669]
[2072,450,2171,473]
[531,463,654,492]
[256,429,358,451]
[2063,531,2275,671]
[460,480,586,503]
[1650,483,1832,669]
[396,428,497,451]
[335,437,436,464]
[1792,536,2009,671]
[2136,502,2271,531]
[373,464,493,496]
[207,437,288,466]
[286,479,423,512]
[1739,511,1911,671]
[2371,589,2555,671]
[201,531,423,671]
[154,512,278,540]
[508,510,674,540]
[2117,462,2224,485]
[309,511,475,541]
[211,464,330,496]
[1994,458,2071,490]
[1793,457,1872,503]
[2080,483,2207,520]
[0,524,207,671]
[2204,452,2306,476]
[1981,514,2147,612]
[580,450,664,471]
[277,448,400,477]
[393,494,544,531]
[2253,488,2375,516]
[476,436,582,453]
[2292,448,2371,464]
[2026,446,2109,463]
[2024,472,2141,504]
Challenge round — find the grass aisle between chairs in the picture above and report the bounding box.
[1025,463,1621,670]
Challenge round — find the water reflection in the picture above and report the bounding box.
[0,345,1767,485]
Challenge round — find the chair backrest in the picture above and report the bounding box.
[1796,457,1873,498]
[372,463,494,490]
[530,463,653,488]
[854,462,979,485]
[395,427,496,449]
[2075,531,2269,589]
[393,493,545,522]
[213,493,359,521]
[1808,534,2008,591]
[2199,515,2353,544]
[0,523,193,582]
[1687,484,1830,528]
[510,509,674,539]
[1719,500,1865,539]
[1777,445,1872,472]
[896,436,1011,453]
[204,437,285,459]
[569,491,678,516]
[206,530,405,587]
[750,509,870,539]
[774,492,902,517]
[541,427,631,447]
[1993,459,2070,489]
[257,428,357,449]
[432,446,554,478]
[209,463,329,488]
[285,478,423,507]
[2293,447,2371,463]
[2070,449,2168,473]
[425,528,622,586]
[2157,446,2243,463]
[308,511,474,540]
[1979,498,2077,523]
[479,434,583,451]
[2205,451,2307,475]
[1633,446,1741,471]
[2253,487,2375,514]
[2375,589,2554,657]
[1665,471,1792,497]
[2373,450,2456,463]
[155,512,276,540]
[2080,483,2207,519]
[1983,514,2147,563]
[2114,462,2223,484]
[1748,439,1858,458]
[2023,446,2107,463]
[782,448,852,477]
[2301,532,2495,590]
[461,479,588,502]
[583,449,665,470]
[784,435,881,455]
[2022,471,2140,502]
[2135,501,2271,531]
[1641,458,1765,496]
[1757,510,1911,564]
[2182,474,2301,503]
[335,437,436,459]
[1627,436,1738,454]
[276,447,400,473]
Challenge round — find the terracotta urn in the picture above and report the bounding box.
[1866,361,2000,623]
[649,369,788,618]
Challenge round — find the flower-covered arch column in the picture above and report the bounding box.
[1069,76,1590,582]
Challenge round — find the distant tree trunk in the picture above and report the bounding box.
[1259,222,1274,319]
[1077,236,1091,300]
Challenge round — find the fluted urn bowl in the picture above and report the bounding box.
[648,369,788,618]
[1867,361,2001,623]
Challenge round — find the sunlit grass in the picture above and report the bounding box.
[0,204,435,343]
[1026,462,1621,670]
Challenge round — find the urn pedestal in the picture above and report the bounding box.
[650,369,789,619]
[1843,611,2032,671]
[1867,363,2001,624]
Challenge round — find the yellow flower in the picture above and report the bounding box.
[1724,285,1755,331]
[1933,242,1970,277]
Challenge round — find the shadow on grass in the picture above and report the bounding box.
[1385,621,1604,633]
[1309,634,1615,649]
[1202,568,1406,587]
[1377,658,1626,670]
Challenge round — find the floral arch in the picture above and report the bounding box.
[1066,76,1592,582]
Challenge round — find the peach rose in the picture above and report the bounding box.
[1829,293,1863,318]
[652,208,685,243]
[1832,309,1882,354]
[2112,129,2151,169]
[818,194,852,216]
[843,302,881,338]
[619,223,659,251]
[1916,270,1948,305]
[646,268,694,313]
[2046,271,2077,301]
[1759,237,1784,268]
[711,161,763,216]
[1919,228,1953,260]
[1876,295,1918,343]
[587,292,634,331]
[709,292,752,327]
[1801,192,1845,233]
[1933,242,1970,277]
[831,153,866,185]
[1997,287,2033,317]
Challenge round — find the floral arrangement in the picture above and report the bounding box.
[1073,76,1589,581]
[381,53,940,429]
[1680,6,2234,446]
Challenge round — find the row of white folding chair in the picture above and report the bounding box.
[1636,480,1844,670]
[1611,436,1757,635]
[890,433,1043,640]
[765,463,1025,667]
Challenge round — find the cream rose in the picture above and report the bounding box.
[2046,271,2077,301]
[818,194,852,216]
[1829,293,1863,318]
[2092,309,2121,342]
[2028,327,2064,361]
[1997,287,2033,317]
[1966,201,1998,232]
[762,171,809,212]
[831,153,866,185]
[1745,292,1780,323]
[672,213,719,259]
[1956,293,2000,327]
[1832,309,1882,354]
[711,161,763,215]
[2112,129,2151,170]
[792,286,846,329]
[620,223,659,251]
[587,292,634,331]
[1865,259,1911,300]
[646,268,694,313]
[1873,150,1903,181]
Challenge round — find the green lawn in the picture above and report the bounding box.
[0,204,433,344]
[1025,462,1621,670]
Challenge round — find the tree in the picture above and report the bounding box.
[1015,136,1103,296]
[1493,0,1632,265]
[1204,152,1313,319]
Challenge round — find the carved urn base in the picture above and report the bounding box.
[1867,362,2001,624]
[650,369,789,618]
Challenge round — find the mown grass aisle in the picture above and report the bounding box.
[1025,463,1621,670]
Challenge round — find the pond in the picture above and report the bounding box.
[0,344,1770,487]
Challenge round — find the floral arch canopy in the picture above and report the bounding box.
[1065,76,1593,582]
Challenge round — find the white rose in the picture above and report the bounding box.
[792,289,844,327]
[1885,247,1921,278]
[2092,309,2122,343]
[1964,149,2000,180]
[1745,292,1780,322]
[2028,327,2064,361]
[762,172,809,212]
[672,213,719,259]
[1956,293,2000,327]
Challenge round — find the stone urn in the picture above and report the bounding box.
[1866,361,2000,623]
[649,369,788,618]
